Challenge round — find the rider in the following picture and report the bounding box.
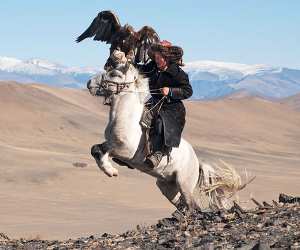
[139,41,193,169]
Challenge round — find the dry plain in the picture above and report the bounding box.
[0,81,299,240]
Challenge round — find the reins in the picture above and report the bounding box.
[120,88,165,95]
[100,79,165,95]
[99,71,167,109]
[146,95,166,112]
[100,78,167,113]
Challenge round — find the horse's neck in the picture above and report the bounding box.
[108,91,144,153]
[110,93,144,123]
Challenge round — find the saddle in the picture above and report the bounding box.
[139,104,154,157]
[139,100,171,160]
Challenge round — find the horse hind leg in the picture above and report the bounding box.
[91,142,118,177]
[156,178,198,212]
[177,180,199,211]
[156,180,181,209]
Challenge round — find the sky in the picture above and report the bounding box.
[1,0,300,69]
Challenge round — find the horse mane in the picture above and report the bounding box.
[131,65,149,95]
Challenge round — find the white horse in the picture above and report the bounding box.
[88,54,242,211]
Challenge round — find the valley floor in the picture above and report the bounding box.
[0,82,299,240]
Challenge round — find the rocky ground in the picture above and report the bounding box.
[0,194,299,250]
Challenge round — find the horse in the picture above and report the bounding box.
[87,53,242,211]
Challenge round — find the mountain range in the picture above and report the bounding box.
[1,56,300,99]
[0,56,100,88]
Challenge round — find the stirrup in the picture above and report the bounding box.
[140,110,153,129]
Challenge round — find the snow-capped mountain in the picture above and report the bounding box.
[0,56,100,88]
[1,56,300,99]
[183,61,300,99]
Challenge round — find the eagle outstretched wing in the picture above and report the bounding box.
[135,26,160,64]
[76,10,160,65]
[76,10,121,43]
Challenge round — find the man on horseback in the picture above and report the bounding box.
[81,12,242,210]
[139,41,193,169]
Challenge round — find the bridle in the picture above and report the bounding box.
[94,72,138,105]
[88,64,165,106]
[98,61,139,95]
[100,78,136,95]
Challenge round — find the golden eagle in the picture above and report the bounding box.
[76,10,160,65]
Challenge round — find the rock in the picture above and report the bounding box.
[72,162,88,168]
[279,193,300,204]
[1,196,299,249]
[0,233,9,241]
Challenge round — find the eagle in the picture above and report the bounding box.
[76,10,160,65]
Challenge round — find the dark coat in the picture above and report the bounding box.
[139,62,193,148]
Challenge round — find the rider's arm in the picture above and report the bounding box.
[169,70,193,100]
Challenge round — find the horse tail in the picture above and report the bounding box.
[195,160,244,210]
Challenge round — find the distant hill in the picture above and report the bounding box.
[220,89,260,100]
[0,57,100,88]
[280,93,300,111]
[184,61,300,100]
[1,56,300,100]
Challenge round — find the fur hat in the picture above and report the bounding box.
[148,40,184,66]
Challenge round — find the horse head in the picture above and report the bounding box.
[88,50,148,105]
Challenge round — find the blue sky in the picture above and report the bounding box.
[1,0,300,69]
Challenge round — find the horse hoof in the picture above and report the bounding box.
[101,166,118,178]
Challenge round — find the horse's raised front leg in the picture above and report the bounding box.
[91,142,118,177]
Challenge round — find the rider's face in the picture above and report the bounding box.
[154,52,167,70]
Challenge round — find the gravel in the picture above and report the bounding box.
[1,194,299,249]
